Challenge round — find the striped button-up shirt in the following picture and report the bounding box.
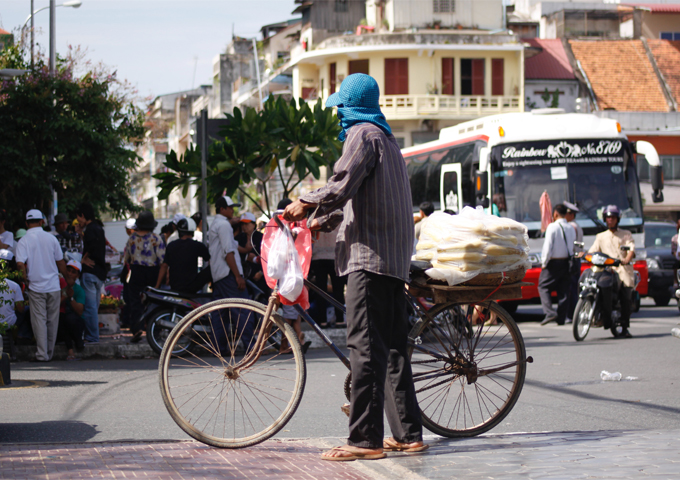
[300,123,414,281]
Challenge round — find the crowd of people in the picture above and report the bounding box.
[0,195,349,361]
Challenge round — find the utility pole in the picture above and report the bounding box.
[200,109,209,245]
[252,37,263,108]
[49,0,56,75]
[30,0,34,66]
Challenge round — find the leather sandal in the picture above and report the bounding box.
[383,437,429,452]
[321,446,385,461]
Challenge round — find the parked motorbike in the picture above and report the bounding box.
[572,247,639,341]
[143,279,273,356]
[143,287,214,356]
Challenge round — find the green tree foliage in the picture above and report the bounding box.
[155,96,342,216]
[0,44,145,225]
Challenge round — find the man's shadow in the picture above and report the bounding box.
[0,420,99,443]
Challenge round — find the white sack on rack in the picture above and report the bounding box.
[415,207,530,286]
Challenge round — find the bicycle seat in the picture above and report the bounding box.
[409,260,432,276]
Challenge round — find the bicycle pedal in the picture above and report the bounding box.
[340,403,350,417]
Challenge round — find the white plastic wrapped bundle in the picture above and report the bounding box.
[415,207,530,286]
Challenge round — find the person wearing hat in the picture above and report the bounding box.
[125,218,136,236]
[208,196,255,352]
[14,228,27,241]
[282,73,425,460]
[57,260,86,360]
[154,217,211,293]
[15,209,68,362]
[124,210,166,343]
[54,212,83,255]
[75,202,107,344]
[166,213,187,245]
[564,202,584,323]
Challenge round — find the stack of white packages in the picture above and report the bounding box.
[414,207,530,286]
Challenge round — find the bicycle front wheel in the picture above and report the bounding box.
[408,301,527,438]
[159,298,306,448]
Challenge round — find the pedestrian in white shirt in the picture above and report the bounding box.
[208,196,253,353]
[539,204,575,326]
[564,202,584,323]
[15,209,68,361]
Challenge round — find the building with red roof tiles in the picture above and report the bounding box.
[646,40,680,107]
[569,40,669,112]
[524,38,579,112]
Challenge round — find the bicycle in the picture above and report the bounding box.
[158,215,533,448]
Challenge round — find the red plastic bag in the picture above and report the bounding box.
[261,216,312,309]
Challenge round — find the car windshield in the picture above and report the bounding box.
[645,224,676,248]
[492,139,642,233]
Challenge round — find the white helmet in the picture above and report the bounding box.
[177,217,196,234]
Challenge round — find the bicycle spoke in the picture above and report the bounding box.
[160,299,306,448]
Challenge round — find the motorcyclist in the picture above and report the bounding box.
[587,205,635,338]
[154,218,211,293]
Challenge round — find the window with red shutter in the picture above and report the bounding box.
[442,58,454,95]
[492,59,504,96]
[330,63,337,94]
[349,59,369,75]
[384,58,409,95]
[472,59,484,95]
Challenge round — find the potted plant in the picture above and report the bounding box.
[99,295,123,314]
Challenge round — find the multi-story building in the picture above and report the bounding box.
[292,31,524,147]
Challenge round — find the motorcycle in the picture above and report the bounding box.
[143,279,273,356]
[143,287,214,356]
[572,247,639,341]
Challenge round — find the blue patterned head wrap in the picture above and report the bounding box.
[325,73,392,142]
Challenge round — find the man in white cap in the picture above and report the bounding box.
[208,196,254,352]
[15,209,68,362]
[57,260,86,360]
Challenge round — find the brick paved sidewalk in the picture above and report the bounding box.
[0,440,372,480]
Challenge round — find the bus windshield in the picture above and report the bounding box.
[492,139,643,233]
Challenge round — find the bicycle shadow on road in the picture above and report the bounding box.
[0,420,99,443]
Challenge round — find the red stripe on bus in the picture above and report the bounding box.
[403,135,490,157]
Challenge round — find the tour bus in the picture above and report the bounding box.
[402,109,664,309]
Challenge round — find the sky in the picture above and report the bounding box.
[0,0,298,99]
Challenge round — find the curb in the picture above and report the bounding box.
[11,327,347,362]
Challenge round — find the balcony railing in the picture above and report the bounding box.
[379,95,522,119]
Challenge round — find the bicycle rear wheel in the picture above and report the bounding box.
[408,301,527,437]
[159,299,306,448]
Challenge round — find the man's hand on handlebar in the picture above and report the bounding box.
[282,200,315,222]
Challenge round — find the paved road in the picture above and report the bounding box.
[1,299,679,478]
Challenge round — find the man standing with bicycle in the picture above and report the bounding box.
[283,73,426,461]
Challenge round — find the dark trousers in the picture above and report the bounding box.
[210,273,254,353]
[178,266,212,294]
[120,283,132,328]
[129,264,160,334]
[346,271,422,448]
[309,259,346,325]
[57,312,85,351]
[538,259,570,324]
[567,258,581,320]
[597,271,632,329]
